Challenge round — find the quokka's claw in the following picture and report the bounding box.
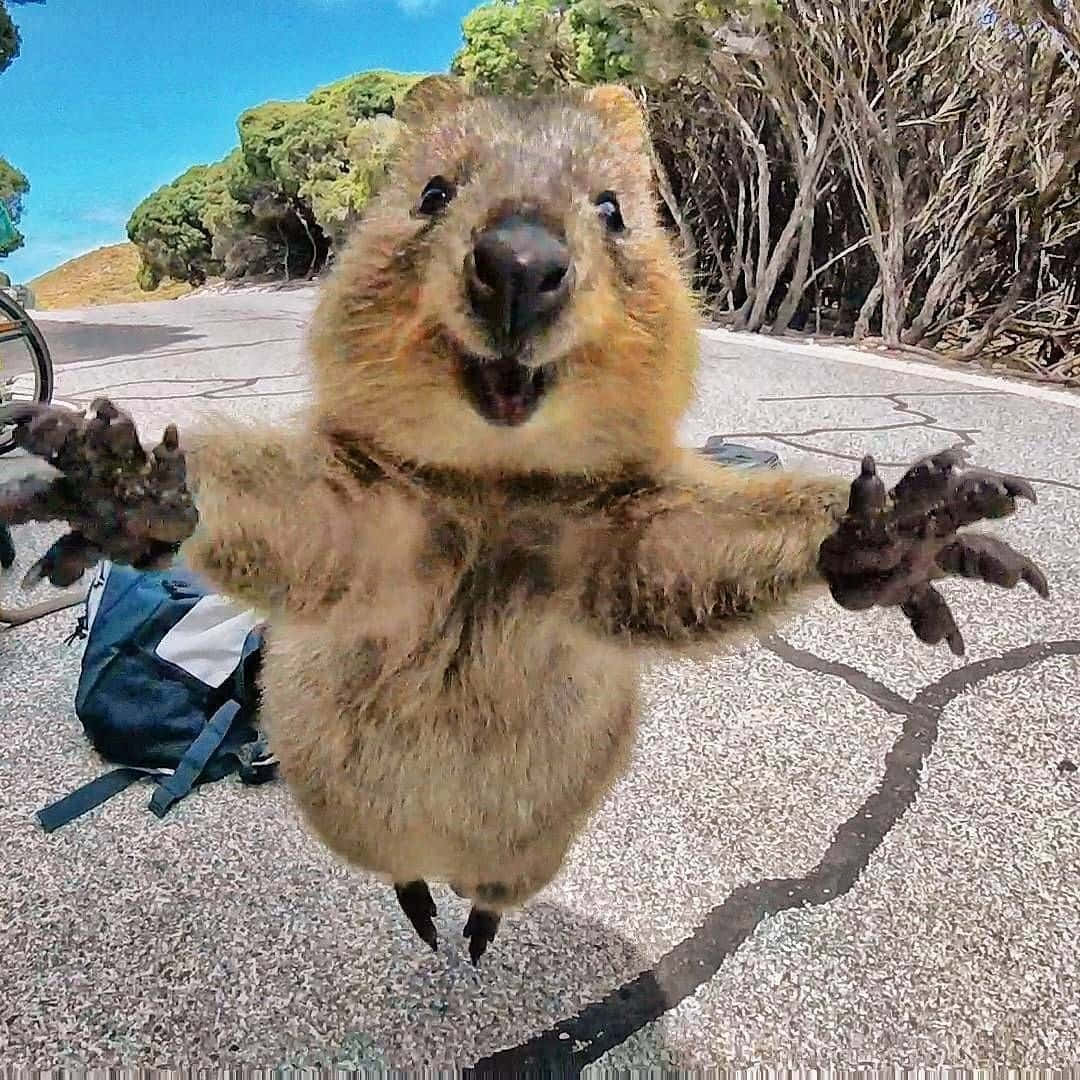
[900,584,965,656]
[935,532,1050,599]
[22,532,103,590]
[463,906,501,965]
[394,880,439,953]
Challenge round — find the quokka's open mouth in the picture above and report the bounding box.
[458,352,558,427]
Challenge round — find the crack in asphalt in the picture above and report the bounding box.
[726,393,979,446]
[63,373,308,404]
[720,391,1080,493]
[761,636,930,721]
[467,637,1080,1077]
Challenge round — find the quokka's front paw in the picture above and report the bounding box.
[817,449,1049,656]
[0,398,198,588]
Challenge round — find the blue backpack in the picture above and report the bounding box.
[37,559,278,832]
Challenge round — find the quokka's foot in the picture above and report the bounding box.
[394,879,438,953]
[463,905,501,966]
[818,449,1049,656]
[0,398,198,588]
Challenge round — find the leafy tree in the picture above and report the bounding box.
[450,0,776,93]
[306,69,424,121]
[0,156,29,224]
[126,164,224,289]
[0,156,28,256]
[2,1,46,78]
[229,101,354,275]
[1,0,25,259]
[0,2,19,75]
[127,69,419,289]
[302,113,406,247]
[236,101,354,196]
[563,1,640,83]
[452,0,564,92]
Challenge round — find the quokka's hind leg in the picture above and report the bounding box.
[394,879,438,952]
[456,882,524,965]
[452,835,576,965]
[463,906,501,965]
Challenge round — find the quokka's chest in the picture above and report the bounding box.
[423,507,567,612]
[313,500,582,705]
[349,482,604,649]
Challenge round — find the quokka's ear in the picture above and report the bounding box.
[581,83,650,155]
[395,74,471,129]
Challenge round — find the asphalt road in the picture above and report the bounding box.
[1,286,1077,1070]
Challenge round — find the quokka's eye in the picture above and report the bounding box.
[594,190,625,234]
[417,175,456,216]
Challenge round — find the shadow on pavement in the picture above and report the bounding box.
[35,321,200,365]
[276,899,683,1075]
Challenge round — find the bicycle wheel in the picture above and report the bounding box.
[0,288,55,456]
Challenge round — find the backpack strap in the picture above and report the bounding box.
[147,699,241,818]
[37,766,154,833]
[37,699,259,832]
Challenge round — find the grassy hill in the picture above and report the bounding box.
[28,243,198,309]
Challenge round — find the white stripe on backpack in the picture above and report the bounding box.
[155,594,263,688]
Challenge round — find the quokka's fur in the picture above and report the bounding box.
[178,77,853,947]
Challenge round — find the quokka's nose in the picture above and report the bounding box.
[464,215,573,347]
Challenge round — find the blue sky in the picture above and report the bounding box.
[1,0,477,282]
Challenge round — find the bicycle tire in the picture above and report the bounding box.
[0,289,54,456]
